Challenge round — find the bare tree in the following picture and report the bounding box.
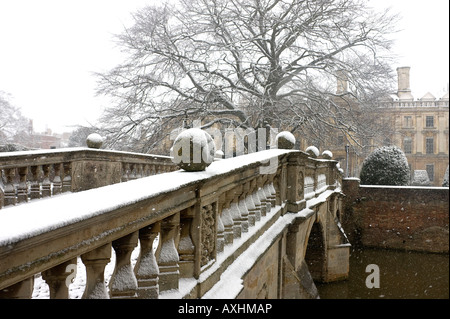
[0,90,31,147]
[96,0,399,153]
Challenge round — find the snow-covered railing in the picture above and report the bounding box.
[0,148,341,299]
[0,147,177,208]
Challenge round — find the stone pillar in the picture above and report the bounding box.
[17,167,28,203]
[42,258,77,299]
[81,243,112,299]
[179,211,195,278]
[3,168,16,206]
[158,213,180,292]
[110,232,139,298]
[221,192,235,246]
[135,222,160,299]
[29,166,41,200]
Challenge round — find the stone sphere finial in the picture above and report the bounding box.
[276,131,296,149]
[322,150,333,159]
[172,128,216,171]
[305,145,319,157]
[86,133,104,149]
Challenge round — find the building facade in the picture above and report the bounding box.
[330,67,449,186]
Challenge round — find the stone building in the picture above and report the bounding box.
[375,67,449,186]
[326,67,449,186]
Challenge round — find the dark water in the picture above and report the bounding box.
[316,248,449,299]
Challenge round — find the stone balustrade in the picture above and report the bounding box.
[0,147,177,209]
[0,147,342,299]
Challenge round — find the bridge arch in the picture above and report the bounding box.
[305,221,326,282]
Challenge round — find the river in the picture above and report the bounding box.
[316,248,449,299]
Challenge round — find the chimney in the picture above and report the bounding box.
[336,70,348,94]
[397,66,414,100]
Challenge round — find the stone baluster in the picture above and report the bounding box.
[251,178,262,222]
[263,182,272,212]
[3,168,16,206]
[221,192,234,246]
[178,213,195,278]
[245,181,257,227]
[62,162,72,193]
[229,189,243,239]
[273,174,281,205]
[110,232,139,298]
[81,243,112,299]
[238,184,249,233]
[141,164,148,177]
[52,163,62,195]
[29,166,41,200]
[41,258,77,299]
[158,213,180,292]
[136,164,143,179]
[268,175,277,207]
[122,163,130,182]
[129,164,137,180]
[258,176,268,217]
[216,197,225,254]
[0,277,34,299]
[41,165,51,198]
[17,167,28,203]
[135,222,160,299]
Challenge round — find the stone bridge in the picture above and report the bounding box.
[0,141,349,299]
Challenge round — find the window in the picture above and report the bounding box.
[426,116,434,128]
[426,137,434,154]
[404,116,412,128]
[426,164,434,182]
[337,135,344,146]
[403,137,412,154]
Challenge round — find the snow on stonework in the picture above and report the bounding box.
[172,128,216,171]
[305,145,319,157]
[86,133,104,149]
[276,131,296,149]
[322,150,333,159]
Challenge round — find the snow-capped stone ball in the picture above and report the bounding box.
[172,128,216,171]
[86,133,104,149]
[276,131,296,149]
[321,150,333,159]
[305,145,320,158]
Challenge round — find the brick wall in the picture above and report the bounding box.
[342,178,449,253]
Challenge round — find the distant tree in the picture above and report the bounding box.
[68,126,100,147]
[359,145,409,186]
[96,0,399,153]
[411,170,431,186]
[0,90,31,146]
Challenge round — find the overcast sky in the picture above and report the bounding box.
[0,0,449,134]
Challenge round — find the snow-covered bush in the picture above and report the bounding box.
[359,146,410,186]
[411,170,430,186]
[443,165,449,187]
